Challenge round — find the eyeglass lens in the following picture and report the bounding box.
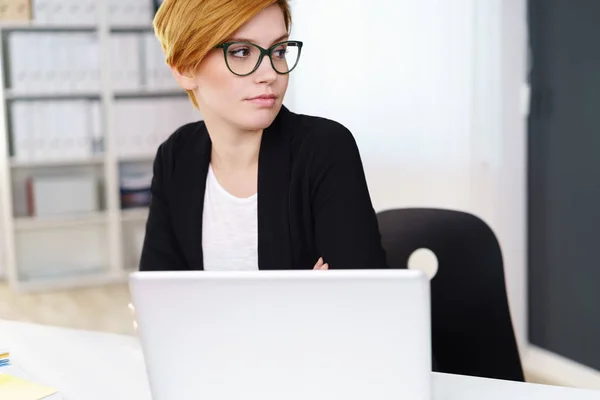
[225,42,300,75]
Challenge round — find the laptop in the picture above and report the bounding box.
[129,269,432,400]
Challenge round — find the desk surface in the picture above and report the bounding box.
[0,319,599,400]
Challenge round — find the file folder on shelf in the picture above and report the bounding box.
[7,32,100,93]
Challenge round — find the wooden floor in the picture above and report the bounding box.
[0,282,135,336]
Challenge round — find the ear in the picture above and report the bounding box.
[170,65,198,91]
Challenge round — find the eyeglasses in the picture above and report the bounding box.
[215,40,303,77]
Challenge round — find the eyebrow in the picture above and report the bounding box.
[227,33,290,46]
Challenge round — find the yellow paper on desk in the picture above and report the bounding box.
[0,373,57,399]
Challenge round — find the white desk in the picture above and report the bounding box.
[1,319,599,400]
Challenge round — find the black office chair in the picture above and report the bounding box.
[376,208,525,382]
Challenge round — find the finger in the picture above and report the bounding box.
[316,261,328,270]
[313,257,324,269]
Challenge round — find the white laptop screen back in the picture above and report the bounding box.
[129,269,431,400]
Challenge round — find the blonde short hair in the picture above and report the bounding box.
[153,0,292,108]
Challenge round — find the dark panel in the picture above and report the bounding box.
[528,0,600,370]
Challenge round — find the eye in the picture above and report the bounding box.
[228,46,252,58]
[273,46,288,58]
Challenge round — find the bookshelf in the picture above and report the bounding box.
[0,0,199,291]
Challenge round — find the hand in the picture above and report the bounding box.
[128,302,138,332]
[313,257,329,270]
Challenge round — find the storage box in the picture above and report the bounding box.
[0,0,32,22]
[120,172,152,209]
[27,175,99,217]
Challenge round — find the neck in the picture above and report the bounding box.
[205,116,263,171]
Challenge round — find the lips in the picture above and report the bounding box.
[247,94,277,107]
[248,94,277,101]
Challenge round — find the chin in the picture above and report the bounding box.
[238,106,281,131]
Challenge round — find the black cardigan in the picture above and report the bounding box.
[139,105,388,271]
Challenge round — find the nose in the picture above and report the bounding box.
[253,54,278,84]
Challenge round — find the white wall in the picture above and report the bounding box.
[497,0,528,353]
[289,0,528,349]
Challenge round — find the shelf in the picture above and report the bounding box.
[14,212,108,231]
[119,154,154,163]
[4,89,185,101]
[15,270,124,293]
[10,155,105,168]
[114,89,186,100]
[110,25,153,34]
[121,207,149,222]
[5,90,101,101]
[0,22,97,33]
[0,5,201,293]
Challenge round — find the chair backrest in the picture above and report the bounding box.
[376,208,524,382]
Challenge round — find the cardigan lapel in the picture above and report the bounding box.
[176,108,293,271]
[175,123,211,270]
[257,107,293,270]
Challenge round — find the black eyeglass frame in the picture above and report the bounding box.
[215,40,303,77]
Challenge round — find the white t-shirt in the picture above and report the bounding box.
[202,165,259,271]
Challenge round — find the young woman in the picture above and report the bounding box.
[140,0,388,272]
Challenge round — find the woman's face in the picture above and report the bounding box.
[176,4,290,132]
